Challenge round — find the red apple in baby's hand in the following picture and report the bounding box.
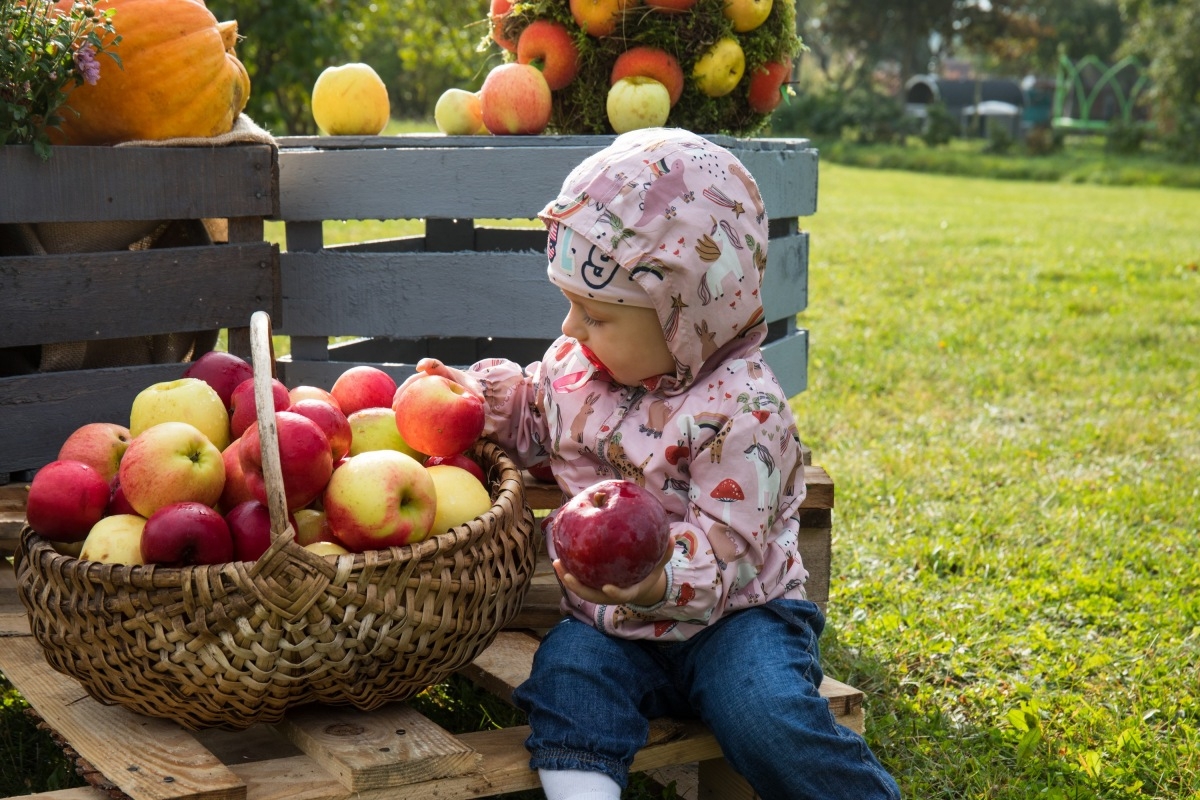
[26,460,112,542]
[183,350,254,410]
[393,374,485,458]
[424,453,486,486]
[289,384,340,410]
[331,366,397,416]
[141,501,233,566]
[287,399,352,461]
[323,450,437,551]
[239,411,334,512]
[479,63,552,136]
[551,479,671,589]
[119,422,226,519]
[229,376,290,440]
[57,422,131,483]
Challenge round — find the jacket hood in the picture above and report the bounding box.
[540,128,770,395]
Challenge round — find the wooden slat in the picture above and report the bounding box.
[274,704,480,792]
[1,483,27,558]
[0,559,29,636]
[0,145,276,224]
[0,244,276,347]
[0,637,245,800]
[457,630,541,705]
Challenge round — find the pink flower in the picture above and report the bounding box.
[73,44,101,85]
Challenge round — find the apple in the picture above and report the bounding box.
[287,398,352,462]
[426,464,493,535]
[224,499,276,562]
[311,63,390,136]
[106,475,138,516]
[229,376,290,439]
[182,350,253,410]
[424,453,487,486]
[218,437,255,511]
[435,88,485,136]
[347,406,423,458]
[239,411,334,512]
[692,37,745,98]
[517,20,580,91]
[611,47,685,107]
[119,422,226,518]
[748,60,791,114]
[479,63,552,136]
[723,0,773,32]
[569,0,634,37]
[330,365,397,416]
[57,422,131,482]
[305,540,351,557]
[645,0,698,9]
[141,501,234,567]
[26,460,112,542]
[322,450,437,551]
[289,384,340,410]
[489,0,517,52]
[292,508,342,547]
[80,514,146,565]
[551,479,671,589]
[526,461,555,483]
[393,373,485,458]
[607,77,671,134]
[129,377,231,451]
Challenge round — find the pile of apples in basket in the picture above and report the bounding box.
[25,352,493,566]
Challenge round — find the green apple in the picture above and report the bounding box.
[130,377,231,451]
[118,421,226,518]
[435,88,485,136]
[80,514,147,565]
[607,77,671,134]
[692,37,745,98]
[347,406,424,459]
[427,464,493,535]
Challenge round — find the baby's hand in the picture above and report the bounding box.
[553,543,672,607]
[398,358,484,400]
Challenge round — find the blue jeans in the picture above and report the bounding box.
[511,600,900,800]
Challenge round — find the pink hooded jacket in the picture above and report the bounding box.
[468,129,809,641]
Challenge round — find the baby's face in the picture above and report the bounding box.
[560,290,674,387]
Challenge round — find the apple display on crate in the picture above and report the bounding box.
[183,350,254,410]
[118,422,225,519]
[57,422,131,483]
[26,460,112,542]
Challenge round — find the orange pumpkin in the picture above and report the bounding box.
[50,0,250,144]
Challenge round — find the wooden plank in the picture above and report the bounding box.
[274,703,480,792]
[761,327,808,399]
[0,363,187,475]
[0,637,245,800]
[0,145,276,224]
[1,559,29,636]
[1,483,27,558]
[0,244,276,347]
[698,758,756,800]
[458,631,541,705]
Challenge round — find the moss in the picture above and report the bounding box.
[492,0,802,135]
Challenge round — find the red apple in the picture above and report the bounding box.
[57,422,131,483]
[289,384,340,411]
[489,0,517,52]
[570,0,635,37]
[218,437,255,512]
[611,46,685,106]
[479,63,553,136]
[424,453,487,486]
[26,460,111,542]
[517,20,580,91]
[287,399,352,462]
[322,450,437,551]
[224,499,277,562]
[393,373,485,458]
[183,350,254,410]
[118,422,225,519]
[551,479,671,589]
[526,461,555,483]
[141,501,233,566]
[106,475,139,516]
[239,411,334,512]
[747,60,791,114]
[229,376,290,440]
[330,365,397,416]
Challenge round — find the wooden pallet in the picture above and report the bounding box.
[0,468,858,800]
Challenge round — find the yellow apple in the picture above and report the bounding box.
[692,38,745,98]
[427,464,493,535]
[311,63,391,136]
[723,0,773,32]
[80,514,147,565]
[435,88,485,135]
[607,77,671,134]
[304,540,351,556]
[129,377,231,451]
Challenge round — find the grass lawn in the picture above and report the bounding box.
[799,164,1200,798]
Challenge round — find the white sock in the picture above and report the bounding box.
[537,767,622,800]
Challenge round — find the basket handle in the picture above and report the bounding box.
[248,310,292,543]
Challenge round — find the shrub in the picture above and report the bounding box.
[1023,123,1063,156]
[1105,119,1146,155]
[920,101,958,147]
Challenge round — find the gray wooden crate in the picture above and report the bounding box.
[274,135,816,397]
[0,144,278,481]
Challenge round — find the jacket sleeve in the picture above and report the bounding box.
[467,357,551,468]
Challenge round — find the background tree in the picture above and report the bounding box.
[1121,0,1200,148]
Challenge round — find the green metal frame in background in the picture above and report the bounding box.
[1052,54,1149,132]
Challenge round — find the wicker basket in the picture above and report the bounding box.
[14,311,538,730]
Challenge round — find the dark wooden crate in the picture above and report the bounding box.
[273,135,816,397]
[0,144,278,481]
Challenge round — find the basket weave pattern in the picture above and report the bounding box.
[14,439,537,730]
